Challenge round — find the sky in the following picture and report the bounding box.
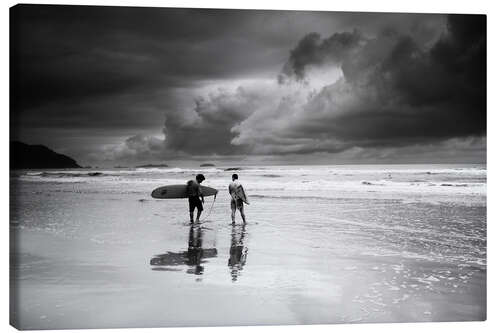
[10,5,486,167]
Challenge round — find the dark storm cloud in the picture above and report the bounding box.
[279,30,364,82]
[231,13,486,154]
[11,6,447,111]
[11,5,483,164]
[162,86,269,155]
[12,4,318,163]
[13,5,361,108]
[162,14,484,158]
[14,4,375,156]
[10,5,267,109]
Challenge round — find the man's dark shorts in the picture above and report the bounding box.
[188,196,203,212]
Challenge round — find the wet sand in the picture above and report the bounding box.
[10,165,486,329]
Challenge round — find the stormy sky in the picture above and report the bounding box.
[10,5,486,166]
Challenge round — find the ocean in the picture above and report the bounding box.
[10,164,486,329]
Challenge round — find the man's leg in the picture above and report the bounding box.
[231,208,236,224]
[231,200,236,224]
[239,204,246,224]
[189,198,195,223]
[195,199,203,222]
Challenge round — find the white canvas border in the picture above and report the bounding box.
[1,0,497,332]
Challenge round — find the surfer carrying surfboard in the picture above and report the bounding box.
[228,174,248,224]
[187,174,205,223]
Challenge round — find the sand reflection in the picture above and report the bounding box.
[150,224,217,275]
[228,223,248,282]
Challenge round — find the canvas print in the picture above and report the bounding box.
[10,4,486,330]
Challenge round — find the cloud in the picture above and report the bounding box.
[278,30,364,82]
[251,136,486,165]
[11,6,483,164]
[12,5,352,110]
[97,134,166,162]
[163,82,279,155]
[166,14,485,159]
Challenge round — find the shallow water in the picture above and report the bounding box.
[10,164,486,329]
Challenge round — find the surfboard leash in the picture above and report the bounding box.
[200,192,217,222]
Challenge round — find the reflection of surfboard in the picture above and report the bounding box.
[151,185,218,199]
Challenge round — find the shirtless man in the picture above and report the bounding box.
[228,174,248,224]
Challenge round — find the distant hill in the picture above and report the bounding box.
[10,141,82,169]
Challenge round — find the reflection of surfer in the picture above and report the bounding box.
[149,225,217,276]
[228,174,248,224]
[228,223,248,282]
[186,225,204,275]
[187,174,205,223]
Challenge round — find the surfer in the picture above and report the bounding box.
[228,174,248,224]
[187,174,205,223]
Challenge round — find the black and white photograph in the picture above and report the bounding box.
[9,3,486,330]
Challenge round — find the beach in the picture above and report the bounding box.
[10,164,486,329]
